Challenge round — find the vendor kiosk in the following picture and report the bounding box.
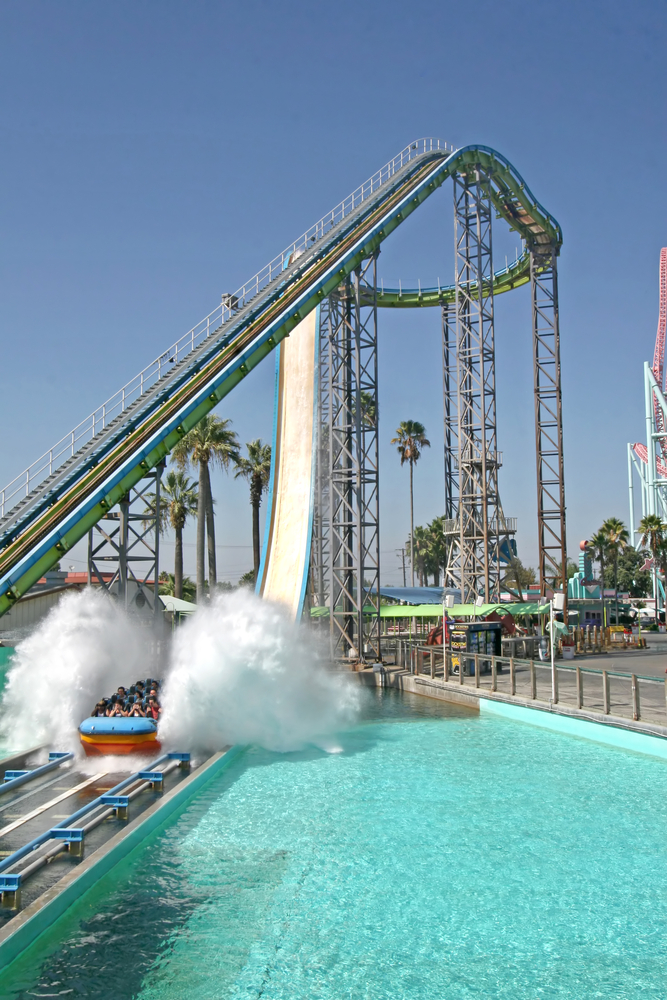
[450,621,502,676]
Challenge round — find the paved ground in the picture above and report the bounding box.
[570,632,667,678]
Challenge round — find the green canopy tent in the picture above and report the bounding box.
[310,602,550,618]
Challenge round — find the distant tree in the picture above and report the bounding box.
[391,420,430,587]
[639,514,666,621]
[234,440,272,583]
[238,569,256,588]
[613,547,651,598]
[172,415,240,602]
[159,571,196,604]
[504,558,537,600]
[549,559,578,590]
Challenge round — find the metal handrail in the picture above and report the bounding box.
[0,138,453,519]
[448,649,665,686]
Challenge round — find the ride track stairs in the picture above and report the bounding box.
[0,139,562,620]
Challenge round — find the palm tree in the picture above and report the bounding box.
[172,415,240,602]
[602,517,630,624]
[406,525,432,586]
[162,470,198,600]
[391,420,430,586]
[142,469,198,601]
[639,513,666,622]
[427,516,447,586]
[588,530,610,625]
[234,439,272,583]
[354,391,377,428]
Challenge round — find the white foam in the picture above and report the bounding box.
[0,588,151,755]
[0,587,359,758]
[159,589,359,754]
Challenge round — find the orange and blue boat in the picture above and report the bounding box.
[79,717,161,756]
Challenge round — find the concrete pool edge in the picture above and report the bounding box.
[0,743,243,972]
[478,698,667,758]
[356,668,667,757]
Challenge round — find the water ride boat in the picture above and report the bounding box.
[79,716,161,756]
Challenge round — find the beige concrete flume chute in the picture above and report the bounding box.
[256,308,319,619]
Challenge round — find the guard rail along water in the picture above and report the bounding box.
[395,645,667,729]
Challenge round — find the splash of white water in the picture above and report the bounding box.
[159,589,359,754]
[0,588,151,754]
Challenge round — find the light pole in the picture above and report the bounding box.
[550,591,565,703]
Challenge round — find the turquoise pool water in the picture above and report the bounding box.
[5,690,667,998]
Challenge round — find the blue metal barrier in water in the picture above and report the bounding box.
[0,752,190,892]
[0,752,73,796]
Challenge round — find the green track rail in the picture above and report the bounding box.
[371,251,531,308]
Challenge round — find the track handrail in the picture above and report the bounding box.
[0,139,453,519]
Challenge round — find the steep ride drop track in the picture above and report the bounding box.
[0,140,562,619]
[257,311,319,618]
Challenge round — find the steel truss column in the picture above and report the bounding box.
[325,254,380,661]
[310,300,331,610]
[87,462,165,616]
[530,245,567,602]
[453,168,501,604]
[441,301,461,591]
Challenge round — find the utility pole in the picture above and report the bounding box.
[396,548,407,587]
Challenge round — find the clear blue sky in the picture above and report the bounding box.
[1,1,665,584]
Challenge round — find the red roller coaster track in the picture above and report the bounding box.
[633,248,667,471]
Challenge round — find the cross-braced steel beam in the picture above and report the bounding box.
[321,255,380,660]
[310,303,330,611]
[87,463,164,616]
[453,168,501,603]
[530,246,567,601]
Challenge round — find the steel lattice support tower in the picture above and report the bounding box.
[87,463,164,616]
[453,168,501,603]
[321,255,380,661]
[530,245,567,601]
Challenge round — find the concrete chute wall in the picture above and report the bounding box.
[256,309,318,619]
